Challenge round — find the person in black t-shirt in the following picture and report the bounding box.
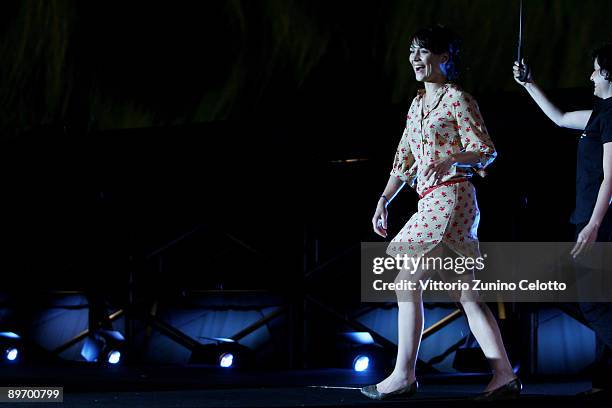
[513,45,612,398]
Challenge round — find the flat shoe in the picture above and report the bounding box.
[360,380,418,400]
[474,377,522,401]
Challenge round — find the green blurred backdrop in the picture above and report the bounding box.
[0,0,610,136]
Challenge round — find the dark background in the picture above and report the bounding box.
[0,0,607,279]
[0,0,607,368]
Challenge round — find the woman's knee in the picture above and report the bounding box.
[396,291,422,303]
[459,293,485,310]
[394,275,422,303]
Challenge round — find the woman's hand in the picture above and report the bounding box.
[422,156,455,185]
[571,222,599,258]
[372,199,388,238]
[513,59,532,86]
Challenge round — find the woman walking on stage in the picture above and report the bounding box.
[363,25,520,401]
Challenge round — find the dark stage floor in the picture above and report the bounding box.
[1,366,609,408]
[58,383,602,408]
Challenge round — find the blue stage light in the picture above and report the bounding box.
[353,355,370,372]
[0,332,20,340]
[219,352,234,368]
[107,350,121,365]
[342,332,375,345]
[5,348,18,362]
[81,330,125,365]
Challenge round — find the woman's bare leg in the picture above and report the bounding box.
[436,244,516,392]
[375,247,441,393]
[374,292,422,393]
[460,300,516,391]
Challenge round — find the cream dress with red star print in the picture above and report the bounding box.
[386,83,496,259]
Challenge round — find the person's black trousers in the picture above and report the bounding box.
[575,208,612,390]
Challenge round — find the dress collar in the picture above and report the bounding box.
[418,82,452,117]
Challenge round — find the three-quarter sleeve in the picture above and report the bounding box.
[452,91,497,177]
[390,125,418,187]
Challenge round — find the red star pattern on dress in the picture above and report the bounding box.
[386,83,495,260]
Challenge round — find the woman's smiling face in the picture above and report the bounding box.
[409,40,449,82]
[591,58,612,99]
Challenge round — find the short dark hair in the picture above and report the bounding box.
[410,25,462,81]
[592,44,612,81]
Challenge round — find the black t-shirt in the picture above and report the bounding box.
[571,96,612,224]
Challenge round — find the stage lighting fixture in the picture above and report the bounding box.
[338,332,389,372]
[219,352,234,368]
[6,347,18,361]
[342,332,375,345]
[107,350,121,365]
[190,337,254,368]
[353,355,370,372]
[0,332,21,364]
[80,330,125,365]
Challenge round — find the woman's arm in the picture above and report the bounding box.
[423,91,496,183]
[422,151,488,184]
[572,142,612,256]
[523,82,591,129]
[589,142,612,225]
[450,151,485,167]
[513,61,592,130]
[381,174,406,204]
[374,122,418,237]
[372,175,405,238]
